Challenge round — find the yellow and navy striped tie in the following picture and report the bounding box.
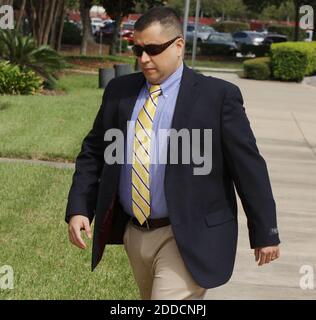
[132,84,162,226]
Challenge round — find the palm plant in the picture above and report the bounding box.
[0,30,65,88]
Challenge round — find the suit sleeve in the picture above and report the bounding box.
[221,84,281,248]
[65,80,116,224]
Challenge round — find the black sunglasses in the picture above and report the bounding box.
[132,36,182,57]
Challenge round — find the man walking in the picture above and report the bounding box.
[65,7,280,300]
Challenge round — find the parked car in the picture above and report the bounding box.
[262,33,287,45]
[91,17,105,34]
[95,21,134,44]
[232,31,265,49]
[94,21,116,40]
[185,23,216,43]
[120,22,135,44]
[203,32,238,55]
[255,27,269,35]
[102,19,113,25]
[121,22,134,33]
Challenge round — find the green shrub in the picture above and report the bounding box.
[117,39,129,53]
[271,42,316,81]
[213,21,250,33]
[243,57,271,80]
[271,47,307,81]
[0,61,43,95]
[62,20,82,45]
[273,42,316,75]
[0,30,65,88]
[267,24,306,41]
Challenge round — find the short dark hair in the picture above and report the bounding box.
[134,6,182,36]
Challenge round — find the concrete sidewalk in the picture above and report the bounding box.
[203,72,316,299]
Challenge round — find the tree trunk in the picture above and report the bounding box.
[42,0,57,45]
[79,0,95,55]
[29,0,38,45]
[49,0,65,50]
[110,16,122,56]
[49,1,59,49]
[16,0,26,32]
[56,0,66,52]
[30,0,47,46]
[37,0,46,45]
[29,0,63,47]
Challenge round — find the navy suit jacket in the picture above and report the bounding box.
[65,63,280,289]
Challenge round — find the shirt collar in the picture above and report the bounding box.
[146,62,184,98]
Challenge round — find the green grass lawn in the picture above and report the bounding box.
[63,53,241,70]
[0,74,104,162]
[0,162,139,299]
[0,64,242,163]
[64,54,136,65]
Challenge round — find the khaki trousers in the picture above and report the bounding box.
[123,218,207,300]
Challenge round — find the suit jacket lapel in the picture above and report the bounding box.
[118,72,145,134]
[171,63,200,131]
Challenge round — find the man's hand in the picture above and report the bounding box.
[68,215,92,249]
[254,245,280,266]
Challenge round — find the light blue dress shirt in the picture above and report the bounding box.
[118,62,184,218]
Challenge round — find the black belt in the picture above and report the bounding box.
[130,216,171,230]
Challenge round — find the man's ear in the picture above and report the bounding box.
[176,38,185,57]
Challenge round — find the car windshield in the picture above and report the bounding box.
[209,34,233,42]
[200,25,213,33]
[220,34,233,41]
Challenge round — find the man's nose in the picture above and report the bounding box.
[140,51,151,63]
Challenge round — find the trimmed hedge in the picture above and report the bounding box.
[243,57,271,80]
[212,21,250,33]
[271,42,316,81]
[0,61,43,95]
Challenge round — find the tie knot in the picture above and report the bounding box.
[149,85,162,98]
